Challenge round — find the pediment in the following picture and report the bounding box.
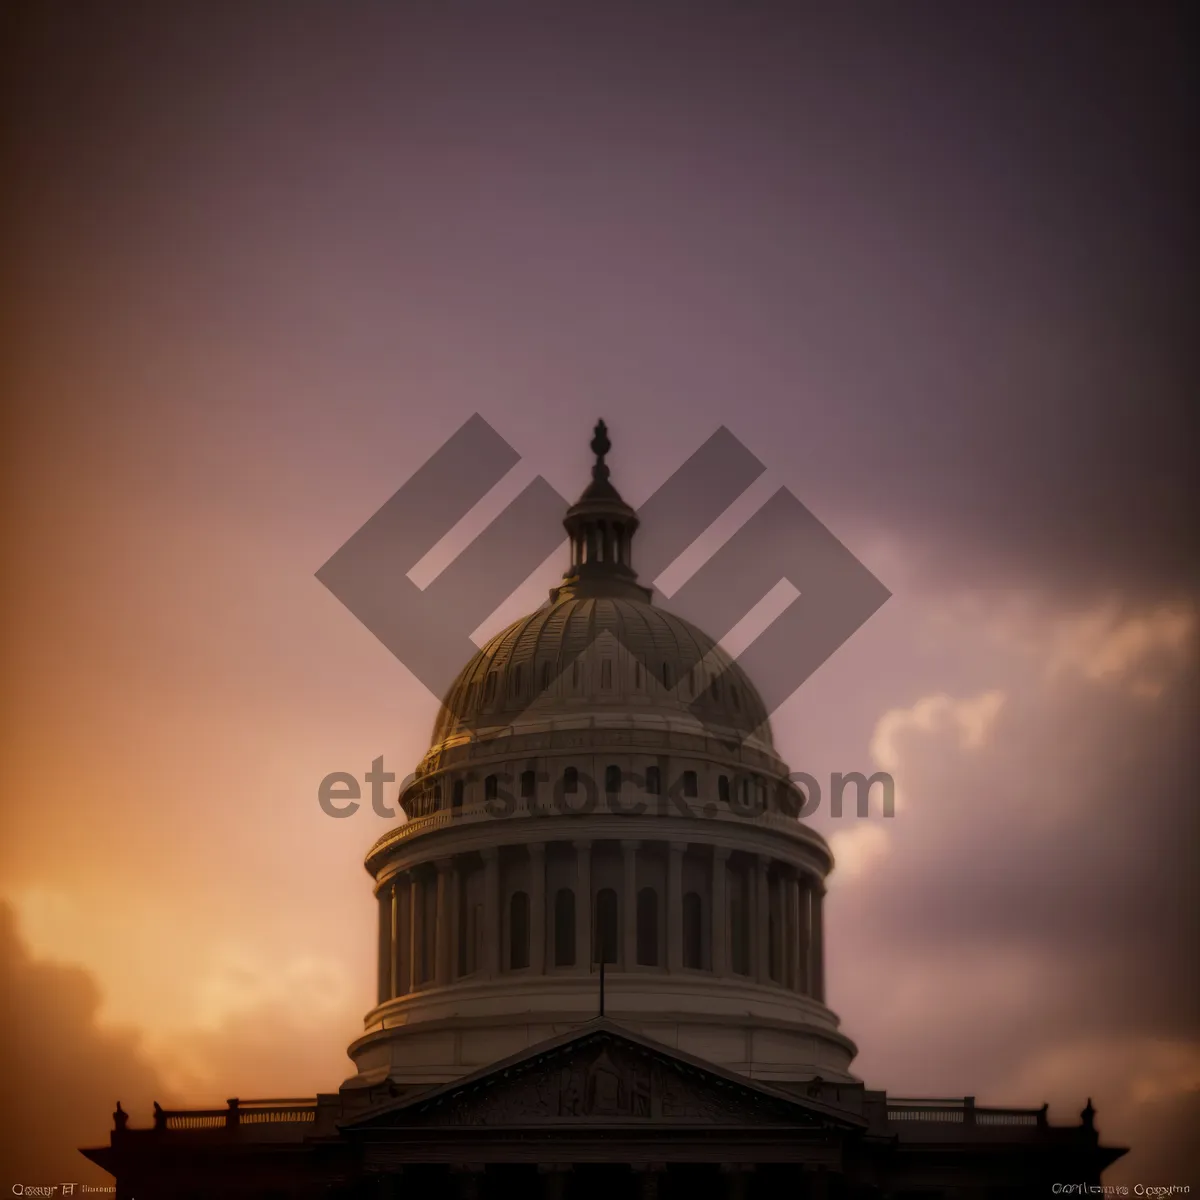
[345,1023,860,1131]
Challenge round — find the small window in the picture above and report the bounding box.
[563,766,579,795]
[452,780,464,810]
[520,770,536,799]
[718,775,730,805]
[605,765,621,794]
[645,765,661,795]
[601,660,613,688]
[509,892,530,970]
[484,775,497,802]
[683,770,698,798]
[636,888,659,966]
[554,889,575,966]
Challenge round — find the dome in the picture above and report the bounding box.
[430,595,775,752]
[352,421,852,1093]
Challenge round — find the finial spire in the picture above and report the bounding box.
[590,419,611,483]
[547,418,651,603]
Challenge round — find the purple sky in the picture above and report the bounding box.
[3,1,1197,1184]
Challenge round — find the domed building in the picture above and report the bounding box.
[85,423,1126,1199]
[350,419,850,1093]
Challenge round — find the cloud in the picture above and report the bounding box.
[828,589,1200,1179]
[0,900,171,1182]
[0,900,366,1181]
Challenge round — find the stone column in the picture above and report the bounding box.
[633,1165,662,1199]
[449,859,461,980]
[390,881,401,996]
[720,1165,751,1200]
[435,859,453,986]
[574,839,591,970]
[621,840,639,968]
[753,856,770,985]
[798,875,812,995]
[409,873,423,991]
[787,871,802,992]
[667,841,685,972]
[530,843,546,974]
[811,881,826,1003]
[482,848,500,977]
[711,848,729,976]
[539,1165,569,1200]
[376,885,392,1004]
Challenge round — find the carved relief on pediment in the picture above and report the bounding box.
[412,1041,811,1128]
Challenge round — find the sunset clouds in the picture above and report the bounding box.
[4,0,1194,1187]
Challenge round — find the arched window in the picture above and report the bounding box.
[605,764,621,794]
[636,888,659,966]
[594,888,618,965]
[563,766,579,795]
[453,780,464,810]
[682,770,698,798]
[645,765,661,795]
[520,770,536,799]
[509,892,530,970]
[554,889,575,966]
[683,892,703,969]
[484,775,497,802]
[718,775,730,805]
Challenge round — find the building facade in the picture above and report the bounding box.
[83,423,1125,1198]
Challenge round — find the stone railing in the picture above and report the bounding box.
[886,1097,1047,1127]
[152,1098,317,1132]
[371,790,818,853]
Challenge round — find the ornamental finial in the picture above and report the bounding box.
[591,419,610,462]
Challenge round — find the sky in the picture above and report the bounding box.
[2,0,1197,1186]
